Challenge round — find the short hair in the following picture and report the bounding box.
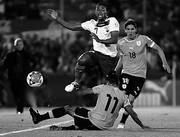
[96,2,109,11]
[106,71,118,85]
[124,19,137,29]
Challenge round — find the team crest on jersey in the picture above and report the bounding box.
[136,41,141,46]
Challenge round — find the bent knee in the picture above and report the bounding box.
[64,105,77,116]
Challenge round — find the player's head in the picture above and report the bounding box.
[124,19,137,39]
[95,2,109,21]
[105,71,118,86]
[14,38,24,51]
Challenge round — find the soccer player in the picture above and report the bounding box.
[47,2,119,92]
[115,19,171,128]
[29,72,150,130]
[0,37,37,113]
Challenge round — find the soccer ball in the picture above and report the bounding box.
[26,71,43,87]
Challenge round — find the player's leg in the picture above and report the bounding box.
[29,105,75,124]
[73,107,101,130]
[118,75,145,128]
[49,107,100,130]
[97,52,118,82]
[118,94,135,128]
[11,83,24,114]
[65,51,98,92]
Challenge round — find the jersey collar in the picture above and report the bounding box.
[96,19,109,27]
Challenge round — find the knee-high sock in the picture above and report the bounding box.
[40,107,66,121]
[120,110,129,124]
[75,64,86,84]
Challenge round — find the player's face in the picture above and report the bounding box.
[125,24,137,40]
[95,5,108,20]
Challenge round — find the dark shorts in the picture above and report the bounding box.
[94,51,118,76]
[119,73,145,98]
[77,50,118,81]
[73,107,101,130]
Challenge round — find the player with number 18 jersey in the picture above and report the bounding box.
[116,19,170,128]
[117,34,154,79]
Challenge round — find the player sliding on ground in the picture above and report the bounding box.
[29,72,150,130]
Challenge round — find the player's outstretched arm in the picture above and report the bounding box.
[114,56,123,73]
[124,105,150,129]
[47,9,83,31]
[149,43,171,73]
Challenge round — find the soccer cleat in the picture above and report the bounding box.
[29,108,41,124]
[117,123,125,129]
[50,125,63,131]
[65,81,79,92]
[50,125,78,130]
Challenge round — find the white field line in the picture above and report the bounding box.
[0,120,73,136]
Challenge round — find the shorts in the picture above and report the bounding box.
[119,73,145,98]
[95,51,118,76]
[73,107,101,130]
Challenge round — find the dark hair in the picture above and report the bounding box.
[124,19,137,29]
[106,71,118,85]
[98,2,108,7]
[97,2,109,11]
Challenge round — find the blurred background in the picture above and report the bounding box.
[0,0,180,108]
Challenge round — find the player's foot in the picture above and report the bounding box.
[117,123,125,129]
[50,125,62,131]
[50,125,78,130]
[29,108,41,124]
[65,81,79,92]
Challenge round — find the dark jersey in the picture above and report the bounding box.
[3,50,35,82]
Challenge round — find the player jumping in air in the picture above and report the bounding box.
[47,2,119,92]
[29,72,150,130]
[115,19,171,128]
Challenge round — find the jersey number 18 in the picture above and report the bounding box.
[129,52,136,59]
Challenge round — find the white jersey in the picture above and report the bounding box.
[81,17,120,57]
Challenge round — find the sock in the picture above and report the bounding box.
[51,107,66,118]
[120,111,129,124]
[75,64,85,84]
[40,112,50,121]
[40,107,66,121]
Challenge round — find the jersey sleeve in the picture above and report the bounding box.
[109,17,120,32]
[144,35,155,48]
[81,19,94,32]
[92,85,104,94]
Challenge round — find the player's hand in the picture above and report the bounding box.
[47,9,58,20]
[90,33,101,42]
[162,62,171,73]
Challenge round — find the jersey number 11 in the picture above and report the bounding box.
[105,94,118,114]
